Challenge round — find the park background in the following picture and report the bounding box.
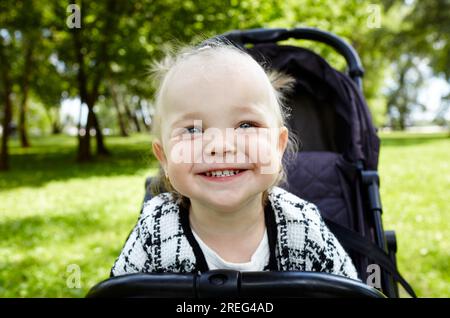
[0,0,449,297]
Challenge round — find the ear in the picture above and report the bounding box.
[152,139,167,170]
[277,126,289,156]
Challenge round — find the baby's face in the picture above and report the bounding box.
[153,50,288,212]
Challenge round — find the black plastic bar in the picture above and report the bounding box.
[386,230,400,297]
[197,270,240,298]
[360,169,397,297]
[86,273,196,298]
[87,271,386,298]
[222,27,365,90]
[361,170,385,249]
[240,271,385,298]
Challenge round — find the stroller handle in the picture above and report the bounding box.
[86,270,385,298]
[222,27,364,90]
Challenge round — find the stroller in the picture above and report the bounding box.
[87,27,416,298]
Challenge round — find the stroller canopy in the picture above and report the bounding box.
[247,43,380,170]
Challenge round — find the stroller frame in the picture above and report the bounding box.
[88,27,415,298]
[223,27,398,297]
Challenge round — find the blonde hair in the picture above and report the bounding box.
[149,39,299,208]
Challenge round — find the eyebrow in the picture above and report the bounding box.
[233,105,267,117]
[170,112,204,127]
[170,105,267,128]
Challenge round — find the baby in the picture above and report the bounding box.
[111,40,358,279]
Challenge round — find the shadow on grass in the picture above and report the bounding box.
[0,208,138,250]
[0,204,136,296]
[380,133,449,147]
[0,134,159,190]
[0,238,121,297]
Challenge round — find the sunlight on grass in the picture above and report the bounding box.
[0,134,157,297]
[378,132,450,297]
[0,132,448,297]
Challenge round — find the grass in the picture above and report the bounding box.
[378,132,450,297]
[0,132,448,297]
[0,134,158,297]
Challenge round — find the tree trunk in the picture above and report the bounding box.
[83,0,117,156]
[74,33,92,161]
[77,107,93,162]
[398,111,406,131]
[0,91,12,171]
[19,39,34,148]
[0,42,13,171]
[52,122,62,134]
[19,95,30,147]
[123,99,141,132]
[91,106,110,155]
[72,5,93,162]
[45,107,62,134]
[77,98,110,159]
[74,0,118,160]
[50,108,62,134]
[111,84,128,137]
[138,98,151,131]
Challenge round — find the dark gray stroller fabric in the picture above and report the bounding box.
[246,44,383,280]
[282,152,355,229]
[247,43,380,170]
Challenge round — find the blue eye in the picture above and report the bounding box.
[185,126,202,134]
[238,122,256,129]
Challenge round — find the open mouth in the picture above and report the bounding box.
[198,169,248,181]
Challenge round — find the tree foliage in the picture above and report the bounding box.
[1,0,448,169]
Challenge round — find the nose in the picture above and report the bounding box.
[204,128,236,157]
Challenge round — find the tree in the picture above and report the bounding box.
[0,1,22,170]
[0,1,56,165]
[385,55,426,130]
[4,1,50,148]
[399,0,450,80]
[0,35,14,170]
[433,92,450,131]
[15,2,43,148]
[380,0,450,128]
[108,82,129,137]
[32,59,68,135]
[69,0,123,160]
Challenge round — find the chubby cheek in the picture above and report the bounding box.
[167,163,191,195]
[242,132,281,175]
[165,140,197,195]
[166,138,201,164]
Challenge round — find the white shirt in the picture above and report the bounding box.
[192,229,270,271]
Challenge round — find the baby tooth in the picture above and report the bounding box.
[204,170,242,177]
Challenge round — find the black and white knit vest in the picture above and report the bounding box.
[111,186,359,280]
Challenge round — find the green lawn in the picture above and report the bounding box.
[0,132,448,297]
[378,132,450,297]
[0,134,158,297]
